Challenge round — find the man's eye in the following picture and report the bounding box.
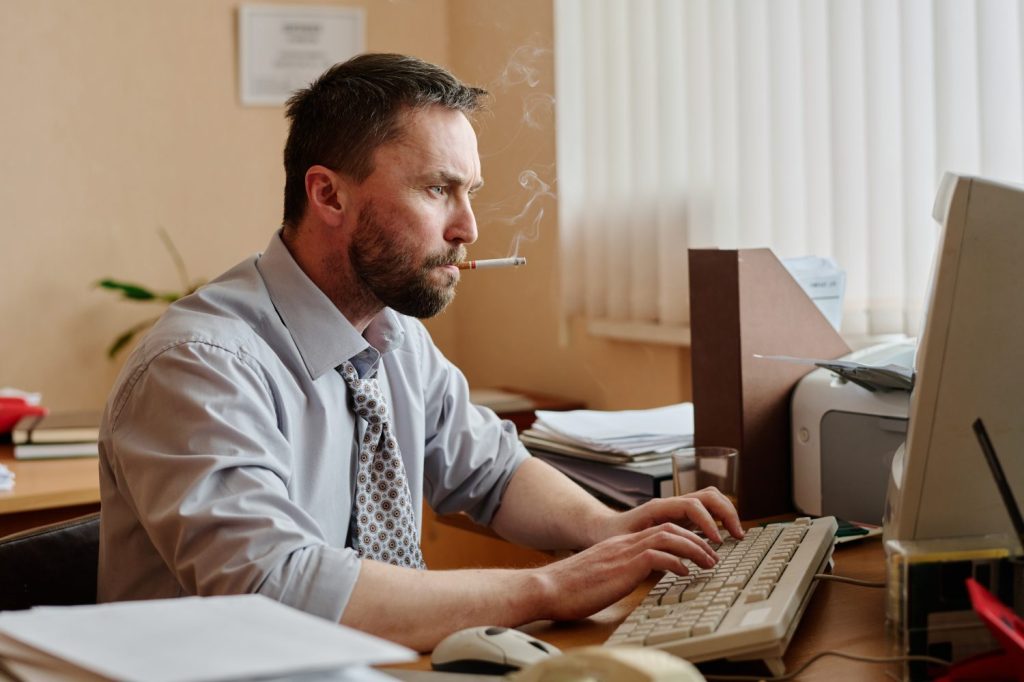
[428,186,447,196]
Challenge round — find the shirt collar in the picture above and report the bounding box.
[256,231,406,380]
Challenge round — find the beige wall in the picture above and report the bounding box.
[0,0,689,413]
[443,0,690,409]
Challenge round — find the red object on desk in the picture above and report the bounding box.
[937,578,1024,682]
[0,398,47,434]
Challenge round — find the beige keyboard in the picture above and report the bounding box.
[604,516,838,675]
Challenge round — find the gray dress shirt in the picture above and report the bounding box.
[97,232,529,621]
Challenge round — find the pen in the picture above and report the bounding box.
[973,418,1024,551]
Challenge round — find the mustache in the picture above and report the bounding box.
[424,246,467,268]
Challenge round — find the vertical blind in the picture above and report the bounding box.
[554,0,1024,338]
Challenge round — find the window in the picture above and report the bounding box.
[555,0,1024,341]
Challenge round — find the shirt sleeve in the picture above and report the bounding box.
[409,322,530,526]
[104,340,359,621]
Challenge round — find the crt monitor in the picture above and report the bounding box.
[883,173,1024,550]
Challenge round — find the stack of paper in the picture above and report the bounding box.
[0,594,415,681]
[522,403,694,463]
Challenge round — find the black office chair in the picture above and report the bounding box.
[0,512,100,610]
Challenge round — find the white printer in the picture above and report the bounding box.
[791,340,915,524]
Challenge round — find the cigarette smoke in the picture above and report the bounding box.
[496,44,550,90]
[522,92,555,130]
[485,39,557,260]
[505,170,554,258]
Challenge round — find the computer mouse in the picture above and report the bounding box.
[430,625,561,675]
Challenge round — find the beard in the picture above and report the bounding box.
[349,201,465,319]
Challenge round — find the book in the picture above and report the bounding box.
[12,410,101,445]
[13,441,99,460]
[530,448,694,508]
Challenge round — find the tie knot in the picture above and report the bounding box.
[339,361,389,423]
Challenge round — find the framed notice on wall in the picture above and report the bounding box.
[238,4,366,106]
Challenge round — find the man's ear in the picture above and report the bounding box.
[305,165,350,226]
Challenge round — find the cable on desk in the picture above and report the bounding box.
[812,573,886,588]
[703,650,951,681]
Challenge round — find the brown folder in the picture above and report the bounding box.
[688,249,850,518]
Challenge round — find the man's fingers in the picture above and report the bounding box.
[674,497,722,544]
[630,548,699,577]
[629,524,718,568]
[687,487,744,539]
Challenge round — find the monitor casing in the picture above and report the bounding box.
[883,174,1024,550]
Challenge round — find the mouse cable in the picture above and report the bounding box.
[702,650,951,681]
[812,573,887,588]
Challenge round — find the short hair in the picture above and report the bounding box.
[282,53,488,228]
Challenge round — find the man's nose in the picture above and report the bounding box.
[446,199,478,245]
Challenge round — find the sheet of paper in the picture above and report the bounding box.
[754,354,914,392]
[238,5,365,106]
[782,256,846,331]
[0,595,415,682]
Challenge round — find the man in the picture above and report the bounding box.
[98,53,742,652]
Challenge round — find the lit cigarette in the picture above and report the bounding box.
[457,257,527,270]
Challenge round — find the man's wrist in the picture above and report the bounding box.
[578,504,621,547]
[513,567,557,622]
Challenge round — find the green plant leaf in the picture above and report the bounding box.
[98,230,203,359]
[106,316,161,359]
[97,279,159,301]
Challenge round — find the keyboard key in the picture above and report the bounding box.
[647,627,692,644]
[745,588,769,603]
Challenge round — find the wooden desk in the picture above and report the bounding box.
[387,537,890,680]
[0,445,100,536]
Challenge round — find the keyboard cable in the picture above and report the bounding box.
[702,650,951,681]
[812,572,886,588]
[703,572,942,680]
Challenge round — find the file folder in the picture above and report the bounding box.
[688,248,850,518]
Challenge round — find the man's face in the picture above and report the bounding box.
[347,105,482,319]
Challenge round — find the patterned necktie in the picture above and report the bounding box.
[339,361,425,569]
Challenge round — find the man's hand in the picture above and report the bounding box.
[524,487,743,622]
[531,522,720,622]
[600,487,745,545]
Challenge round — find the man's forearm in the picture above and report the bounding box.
[489,456,619,550]
[341,559,551,651]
